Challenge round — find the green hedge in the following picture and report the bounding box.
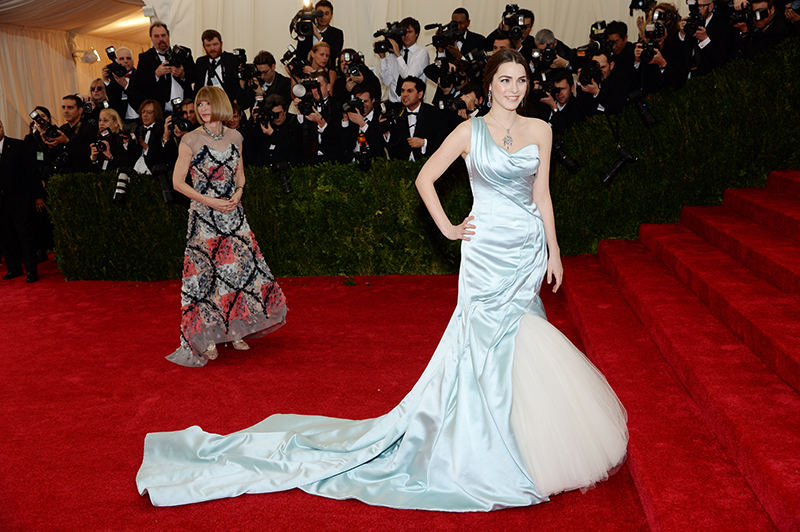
[50,38,800,281]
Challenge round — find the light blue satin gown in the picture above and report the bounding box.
[136,117,628,510]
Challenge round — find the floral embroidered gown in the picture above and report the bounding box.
[166,128,287,367]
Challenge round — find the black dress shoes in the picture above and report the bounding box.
[2,271,23,280]
[26,272,39,283]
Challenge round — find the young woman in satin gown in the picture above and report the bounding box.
[137,51,628,510]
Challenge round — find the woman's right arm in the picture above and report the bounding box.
[415,120,475,241]
[172,141,236,213]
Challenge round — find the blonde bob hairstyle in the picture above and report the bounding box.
[98,108,123,133]
[194,86,233,124]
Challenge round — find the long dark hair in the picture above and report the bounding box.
[482,49,530,115]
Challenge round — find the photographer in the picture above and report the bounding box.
[295,0,344,71]
[438,82,485,135]
[86,78,111,126]
[332,49,381,104]
[531,29,573,77]
[492,33,514,53]
[247,94,301,167]
[194,29,241,103]
[161,98,198,167]
[385,77,443,162]
[605,21,637,91]
[89,108,129,172]
[40,95,97,173]
[377,17,431,103]
[103,46,139,122]
[637,2,682,41]
[575,50,627,117]
[436,8,486,61]
[131,99,169,175]
[787,2,800,35]
[536,71,584,137]
[23,107,55,261]
[634,20,688,94]
[340,84,386,162]
[294,69,342,164]
[483,7,536,61]
[678,0,735,78]
[733,0,789,58]
[130,22,195,114]
[238,51,292,113]
[430,59,470,110]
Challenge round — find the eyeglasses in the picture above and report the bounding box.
[140,109,155,115]
[91,87,104,91]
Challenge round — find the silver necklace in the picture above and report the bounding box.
[203,124,225,141]
[488,111,517,151]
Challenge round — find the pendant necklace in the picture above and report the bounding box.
[489,111,517,151]
[203,124,225,141]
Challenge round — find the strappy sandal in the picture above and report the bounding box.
[232,340,250,351]
[205,344,219,360]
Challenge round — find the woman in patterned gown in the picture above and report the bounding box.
[166,86,287,367]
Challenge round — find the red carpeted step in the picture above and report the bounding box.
[724,188,800,240]
[766,169,800,198]
[562,255,775,532]
[639,223,800,394]
[599,240,800,532]
[681,205,800,297]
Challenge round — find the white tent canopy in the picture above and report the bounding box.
[1,0,640,138]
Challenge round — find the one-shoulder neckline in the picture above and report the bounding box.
[476,117,540,157]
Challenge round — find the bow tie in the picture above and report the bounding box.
[405,110,418,115]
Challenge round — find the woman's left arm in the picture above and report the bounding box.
[531,121,563,292]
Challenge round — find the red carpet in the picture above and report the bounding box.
[2,169,799,531]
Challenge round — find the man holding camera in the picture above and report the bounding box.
[332,49,381,105]
[103,46,138,122]
[575,51,627,117]
[194,29,240,103]
[295,0,344,70]
[733,0,789,57]
[385,77,443,162]
[294,70,342,164]
[40,95,97,174]
[634,21,688,94]
[436,8,486,62]
[678,0,735,77]
[605,21,637,92]
[484,7,536,61]
[131,22,196,114]
[378,17,430,104]
[537,71,584,137]
[531,29,573,78]
[0,119,42,283]
[340,84,386,162]
[238,51,292,114]
[247,94,301,168]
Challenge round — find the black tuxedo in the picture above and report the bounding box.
[298,97,342,164]
[683,6,736,77]
[441,29,486,61]
[0,136,40,276]
[296,26,344,70]
[386,103,444,161]
[576,69,627,117]
[610,42,637,93]
[130,47,196,113]
[105,68,138,120]
[339,111,386,163]
[735,14,789,58]
[238,73,292,112]
[635,40,688,95]
[195,52,241,103]
[129,122,172,172]
[245,114,302,167]
[549,99,585,137]
[57,118,97,173]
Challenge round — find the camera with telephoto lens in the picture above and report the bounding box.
[628,0,657,16]
[29,110,61,139]
[163,44,190,68]
[579,60,603,87]
[341,51,365,76]
[104,47,128,78]
[552,138,579,175]
[341,97,366,115]
[92,128,114,155]
[373,22,407,53]
[530,46,558,67]
[232,48,259,81]
[291,5,323,38]
[729,5,772,25]
[280,45,308,79]
[170,99,193,132]
[291,78,322,116]
[377,102,403,133]
[640,22,665,63]
[151,163,174,204]
[531,69,559,100]
[502,4,527,41]
[112,167,132,204]
[427,20,460,49]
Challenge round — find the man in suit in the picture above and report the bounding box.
[194,29,240,103]
[385,77,443,162]
[295,0,344,70]
[536,71,585,137]
[340,84,386,163]
[237,51,292,113]
[247,94,302,168]
[436,8,486,62]
[41,95,97,174]
[294,70,342,164]
[103,46,138,122]
[575,51,627,117]
[0,119,42,283]
[678,0,735,77]
[130,22,195,114]
[531,28,574,78]
[484,7,536,61]
[605,21,637,92]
